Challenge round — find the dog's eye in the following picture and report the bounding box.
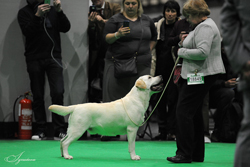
[148,76,152,79]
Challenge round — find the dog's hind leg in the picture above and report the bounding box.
[61,128,87,160]
[127,126,141,160]
[60,135,68,157]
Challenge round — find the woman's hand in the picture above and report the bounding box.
[116,26,130,38]
[106,25,131,44]
[179,33,188,47]
[179,31,188,40]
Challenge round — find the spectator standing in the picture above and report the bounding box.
[88,0,121,103]
[17,0,71,140]
[221,0,250,166]
[102,0,157,103]
[152,0,181,141]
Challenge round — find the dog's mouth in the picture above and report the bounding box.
[151,81,164,92]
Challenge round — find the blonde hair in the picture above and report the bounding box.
[121,0,144,17]
[182,0,210,18]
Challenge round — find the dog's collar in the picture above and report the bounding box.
[121,99,141,127]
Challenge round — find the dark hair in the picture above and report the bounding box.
[163,0,181,19]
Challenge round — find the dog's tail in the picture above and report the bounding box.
[48,105,75,116]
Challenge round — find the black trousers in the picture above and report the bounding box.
[209,87,235,129]
[154,57,178,135]
[175,74,218,159]
[26,58,65,135]
[155,76,178,134]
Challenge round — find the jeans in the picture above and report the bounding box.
[26,58,65,135]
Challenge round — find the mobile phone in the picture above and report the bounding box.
[44,0,50,5]
[181,31,189,34]
[89,5,96,13]
[123,20,130,27]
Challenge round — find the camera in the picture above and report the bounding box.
[89,5,97,13]
[123,20,130,27]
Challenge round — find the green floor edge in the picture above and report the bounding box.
[0,140,235,167]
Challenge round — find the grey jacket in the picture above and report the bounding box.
[221,0,250,90]
[178,18,225,79]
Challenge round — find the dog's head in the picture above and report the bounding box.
[135,75,163,93]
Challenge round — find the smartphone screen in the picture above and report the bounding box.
[123,20,130,27]
[44,0,50,4]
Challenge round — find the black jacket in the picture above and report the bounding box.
[17,0,71,62]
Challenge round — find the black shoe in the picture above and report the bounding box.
[90,134,101,139]
[167,155,192,163]
[211,132,219,142]
[101,136,110,141]
[192,158,204,162]
[153,133,167,141]
[167,133,176,141]
[54,132,67,140]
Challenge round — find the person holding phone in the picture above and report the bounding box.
[17,0,71,140]
[102,0,157,108]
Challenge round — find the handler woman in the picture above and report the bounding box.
[102,0,157,102]
[167,0,225,163]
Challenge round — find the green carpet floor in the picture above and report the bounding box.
[0,140,235,167]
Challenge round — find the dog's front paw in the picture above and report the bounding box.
[131,155,141,160]
[64,155,73,160]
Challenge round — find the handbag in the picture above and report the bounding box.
[113,55,137,79]
[113,18,143,79]
[171,46,182,84]
[173,64,182,84]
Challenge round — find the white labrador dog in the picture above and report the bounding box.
[49,75,163,160]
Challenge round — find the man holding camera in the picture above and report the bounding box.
[88,0,121,103]
[88,0,120,141]
[18,0,71,140]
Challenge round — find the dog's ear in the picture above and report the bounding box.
[136,79,147,90]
